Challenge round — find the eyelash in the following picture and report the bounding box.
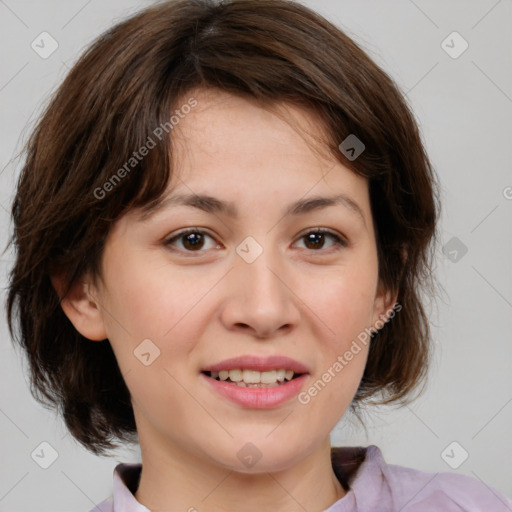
[163,228,347,256]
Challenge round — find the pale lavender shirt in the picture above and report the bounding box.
[89,445,512,511]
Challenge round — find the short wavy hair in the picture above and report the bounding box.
[6,0,441,455]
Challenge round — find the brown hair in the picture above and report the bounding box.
[6,0,441,455]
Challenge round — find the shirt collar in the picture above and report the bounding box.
[112,463,150,512]
[110,445,385,512]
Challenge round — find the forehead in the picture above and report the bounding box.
[172,88,335,167]
[122,88,372,233]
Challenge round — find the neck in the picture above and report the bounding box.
[134,434,346,512]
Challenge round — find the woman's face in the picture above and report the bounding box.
[85,88,395,472]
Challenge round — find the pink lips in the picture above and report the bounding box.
[201,372,309,409]
[201,354,310,373]
[201,354,310,409]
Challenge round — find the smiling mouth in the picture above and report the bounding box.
[202,369,304,388]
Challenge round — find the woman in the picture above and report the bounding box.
[6,0,511,510]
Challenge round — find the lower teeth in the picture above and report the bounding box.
[220,379,286,388]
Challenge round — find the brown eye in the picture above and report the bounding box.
[295,229,346,252]
[180,232,205,250]
[164,229,219,253]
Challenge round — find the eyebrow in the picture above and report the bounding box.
[138,193,366,227]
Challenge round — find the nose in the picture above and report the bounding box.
[219,244,301,339]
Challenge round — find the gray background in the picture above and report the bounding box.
[1,0,511,510]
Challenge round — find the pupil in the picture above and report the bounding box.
[305,232,324,250]
[183,233,204,250]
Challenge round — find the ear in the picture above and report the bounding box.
[51,272,108,341]
[370,246,406,333]
[370,279,399,334]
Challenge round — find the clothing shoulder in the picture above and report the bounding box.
[374,448,512,511]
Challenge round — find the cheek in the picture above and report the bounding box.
[99,250,219,374]
[103,251,210,332]
[302,263,378,345]
[99,256,211,427]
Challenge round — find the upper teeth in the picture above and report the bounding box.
[211,369,295,384]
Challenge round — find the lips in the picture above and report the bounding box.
[201,371,309,408]
[200,355,310,407]
[201,355,310,374]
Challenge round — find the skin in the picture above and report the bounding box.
[55,88,397,512]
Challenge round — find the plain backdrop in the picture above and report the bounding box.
[1,0,511,510]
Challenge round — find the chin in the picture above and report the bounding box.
[206,435,309,474]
